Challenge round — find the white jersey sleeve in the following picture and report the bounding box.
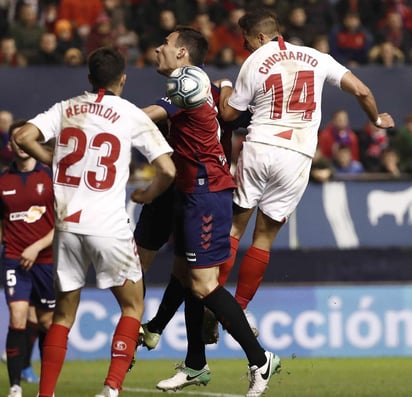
[30,92,172,237]
[228,40,349,158]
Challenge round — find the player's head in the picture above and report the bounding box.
[155,26,208,76]
[8,119,31,160]
[238,10,280,52]
[87,47,126,94]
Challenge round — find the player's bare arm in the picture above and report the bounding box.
[14,123,53,166]
[218,80,241,122]
[20,227,55,271]
[340,71,395,129]
[131,153,175,204]
[143,104,168,123]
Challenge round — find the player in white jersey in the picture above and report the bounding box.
[217,10,395,319]
[14,47,176,397]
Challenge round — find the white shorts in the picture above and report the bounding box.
[53,231,142,292]
[233,142,311,222]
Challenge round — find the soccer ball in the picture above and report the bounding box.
[166,66,211,109]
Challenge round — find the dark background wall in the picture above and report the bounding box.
[0,65,410,130]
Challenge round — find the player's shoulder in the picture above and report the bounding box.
[34,162,53,178]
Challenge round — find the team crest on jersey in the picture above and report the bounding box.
[36,183,44,195]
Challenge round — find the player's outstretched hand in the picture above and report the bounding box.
[377,113,395,129]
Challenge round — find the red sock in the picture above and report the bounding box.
[105,316,140,391]
[39,324,69,397]
[218,236,239,286]
[235,246,270,309]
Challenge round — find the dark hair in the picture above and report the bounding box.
[87,47,125,89]
[8,119,27,139]
[238,10,280,37]
[175,26,208,66]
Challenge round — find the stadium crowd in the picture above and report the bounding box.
[1,0,412,179]
[0,0,412,68]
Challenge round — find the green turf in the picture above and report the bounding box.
[1,357,412,396]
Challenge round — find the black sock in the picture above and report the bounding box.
[6,327,27,385]
[38,330,47,360]
[23,320,38,368]
[184,289,206,370]
[147,274,185,334]
[203,286,266,367]
[142,271,146,298]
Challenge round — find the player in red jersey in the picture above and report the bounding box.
[0,120,55,397]
[135,26,280,397]
[15,47,176,397]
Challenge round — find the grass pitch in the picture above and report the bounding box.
[1,357,412,396]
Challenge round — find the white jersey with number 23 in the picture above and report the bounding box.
[30,91,173,238]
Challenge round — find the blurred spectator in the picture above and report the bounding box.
[378,146,401,176]
[334,0,384,32]
[85,13,114,56]
[318,109,360,161]
[191,11,215,41]
[58,0,104,43]
[103,0,139,63]
[311,34,330,53]
[246,0,290,27]
[356,120,389,172]
[207,6,249,65]
[0,35,27,67]
[393,112,412,173]
[43,1,60,33]
[0,110,13,170]
[332,144,365,175]
[139,8,177,50]
[381,0,412,30]
[177,0,229,26]
[300,0,337,37]
[368,38,405,66]
[129,0,177,37]
[28,31,63,65]
[54,18,83,58]
[375,10,411,63]
[9,3,45,61]
[310,145,334,183]
[213,45,237,68]
[283,6,315,46]
[329,10,374,66]
[135,41,157,68]
[63,46,85,66]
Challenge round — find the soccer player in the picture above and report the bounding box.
[137,26,280,397]
[0,119,55,397]
[14,47,176,397]
[218,9,395,319]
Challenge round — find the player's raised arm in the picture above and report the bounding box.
[340,71,395,129]
[14,123,53,166]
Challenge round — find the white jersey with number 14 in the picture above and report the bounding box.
[228,38,349,158]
